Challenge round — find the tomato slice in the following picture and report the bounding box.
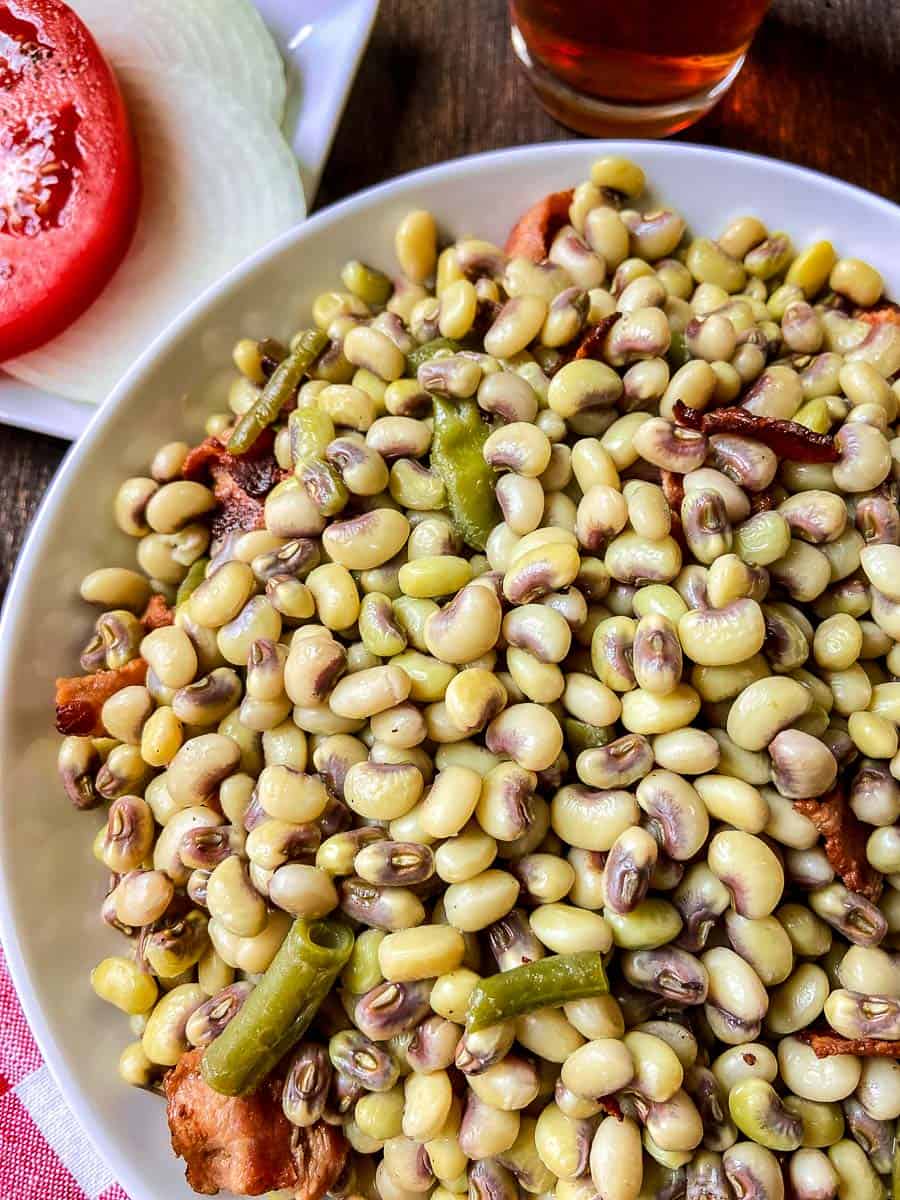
[0,0,139,360]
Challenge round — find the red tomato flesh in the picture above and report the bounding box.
[0,0,139,360]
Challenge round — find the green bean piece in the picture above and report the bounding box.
[175,557,209,607]
[465,952,609,1032]
[563,718,617,753]
[406,337,462,373]
[201,917,354,1095]
[289,406,335,468]
[430,397,499,551]
[227,329,328,455]
[893,1131,900,1200]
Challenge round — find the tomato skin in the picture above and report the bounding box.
[0,0,140,360]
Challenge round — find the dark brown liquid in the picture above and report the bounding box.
[510,0,770,103]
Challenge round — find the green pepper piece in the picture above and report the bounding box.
[563,718,617,753]
[793,398,833,434]
[175,557,209,607]
[667,329,690,370]
[430,397,499,551]
[201,917,354,1095]
[465,952,609,1032]
[227,329,328,455]
[406,337,462,373]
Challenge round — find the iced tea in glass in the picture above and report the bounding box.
[510,0,771,137]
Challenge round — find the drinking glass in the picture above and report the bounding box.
[510,0,771,137]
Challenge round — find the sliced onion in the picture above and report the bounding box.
[6,65,305,403]
[68,0,286,123]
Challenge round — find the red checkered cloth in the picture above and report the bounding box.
[0,944,127,1200]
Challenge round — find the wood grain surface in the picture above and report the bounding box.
[1,0,897,599]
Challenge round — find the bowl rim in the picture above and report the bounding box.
[1,137,899,1199]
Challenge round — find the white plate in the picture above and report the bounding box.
[0,0,378,442]
[1,142,899,1200]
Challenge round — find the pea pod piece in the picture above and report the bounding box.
[430,397,500,551]
[227,329,328,455]
[176,557,209,607]
[406,337,462,372]
[201,917,354,1096]
[465,951,608,1032]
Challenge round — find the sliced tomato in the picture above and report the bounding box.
[0,0,139,359]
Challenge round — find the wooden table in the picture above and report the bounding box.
[1,0,897,598]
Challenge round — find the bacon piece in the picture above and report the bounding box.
[209,467,266,539]
[854,300,900,327]
[181,433,288,540]
[597,1095,624,1121]
[658,469,686,547]
[797,1028,900,1059]
[573,315,619,360]
[290,1121,348,1200]
[141,593,174,630]
[182,437,229,482]
[504,189,575,261]
[793,786,883,903]
[165,1048,348,1199]
[55,658,149,736]
[672,400,839,463]
[182,431,279,489]
[182,433,262,483]
[660,469,685,512]
[543,314,620,379]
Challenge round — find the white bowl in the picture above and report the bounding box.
[1,141,899,1200]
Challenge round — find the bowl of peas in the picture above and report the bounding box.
[3,141,900,1200]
